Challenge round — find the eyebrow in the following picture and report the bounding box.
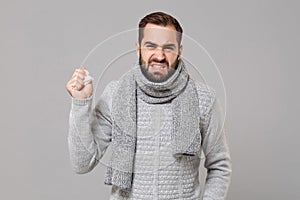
[143,41,177,48]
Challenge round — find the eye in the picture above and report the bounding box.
[145,44,156,50]
[163,46,175,51]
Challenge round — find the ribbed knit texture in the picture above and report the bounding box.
[109,98,201,200]
[68,77,232,200]
[104,60,201,190]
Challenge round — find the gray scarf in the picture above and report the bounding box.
[104,59,201,190]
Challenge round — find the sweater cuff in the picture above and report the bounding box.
[71,95,93,106]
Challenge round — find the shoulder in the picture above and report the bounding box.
[95,80,120,112]
[103,80,119,96]
[193,80,216,115]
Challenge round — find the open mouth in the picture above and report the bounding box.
[149,64,167,73]
[151,65,165,69]
[148,61,168,69]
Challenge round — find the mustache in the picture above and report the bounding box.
[148,58,169,66]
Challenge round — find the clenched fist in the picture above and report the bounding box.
[66,66,93,99]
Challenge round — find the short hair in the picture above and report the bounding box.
[138,11,183,46]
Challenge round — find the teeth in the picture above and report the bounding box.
[152,65,163,69]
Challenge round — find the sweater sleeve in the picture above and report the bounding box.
[201,97,232,200]
[67,81,117,174]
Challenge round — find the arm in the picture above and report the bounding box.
[67,81,117,174]
[201,98,232,200]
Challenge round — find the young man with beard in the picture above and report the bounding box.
[66,11,232,200]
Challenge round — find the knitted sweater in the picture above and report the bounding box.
[68,80,232,200]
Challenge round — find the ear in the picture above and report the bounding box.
[135,42,140,58]
[178,44,183,60]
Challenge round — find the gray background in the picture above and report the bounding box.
[0,0,299,199]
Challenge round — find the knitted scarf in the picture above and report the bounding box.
[104,59,201,190]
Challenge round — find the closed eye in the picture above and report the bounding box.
[145,44,156,49]
[163,45,175,51]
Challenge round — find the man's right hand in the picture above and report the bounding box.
[66,66,93,99]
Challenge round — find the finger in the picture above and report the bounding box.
[76,66,86,75]
[75,77,84,85]
[70,78,84,89]
[68,78,76,86]
[69,77,83,89]
[73,81,84,91]
[66,82,73,94]
[67,78,77,88]
[75,68,86,75]
[67,80,79,94]
[72,71,86,80]
[80,66,86,70]
[78,68,87,77]
[76,71,85,80]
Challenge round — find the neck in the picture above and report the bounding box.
[133,59,189,104]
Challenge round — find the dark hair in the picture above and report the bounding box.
[138,11,183,45]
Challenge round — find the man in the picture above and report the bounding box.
[66,11,232,200]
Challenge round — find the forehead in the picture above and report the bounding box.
[142,23,178,44]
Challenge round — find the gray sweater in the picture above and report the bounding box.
[68,80,232,200]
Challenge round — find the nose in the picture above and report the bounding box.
[153,47,165,61]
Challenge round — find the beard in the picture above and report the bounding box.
[139,51,179,83]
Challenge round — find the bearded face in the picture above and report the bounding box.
[139,51,180,83]
[137,23,182,83]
